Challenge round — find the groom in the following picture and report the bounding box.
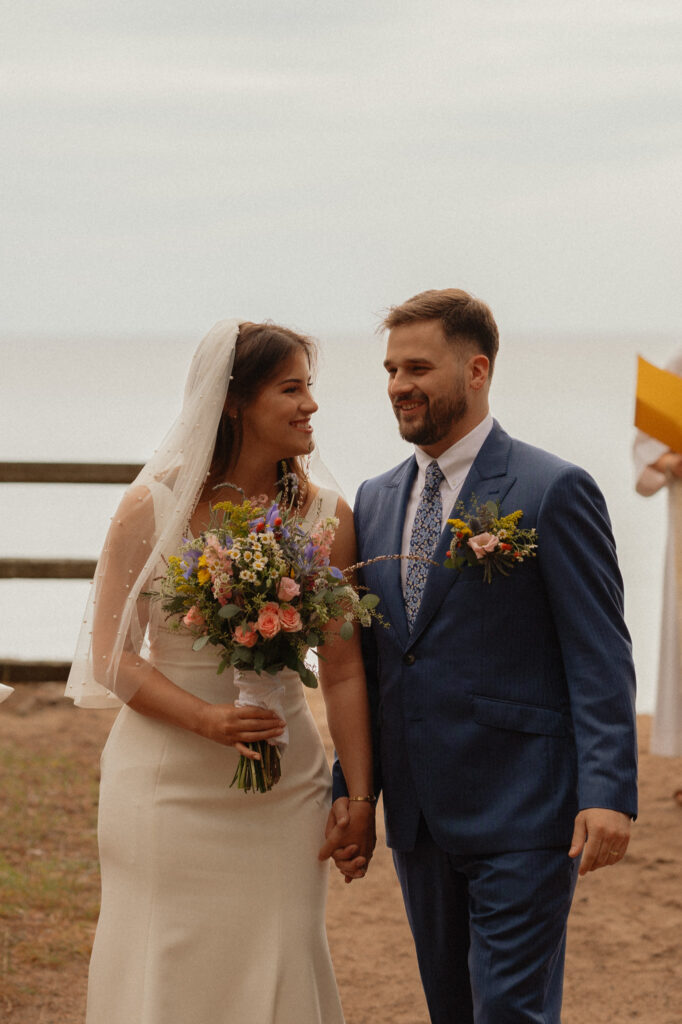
[323,289,638,1023]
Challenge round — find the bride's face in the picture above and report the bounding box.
[239,348,318,461]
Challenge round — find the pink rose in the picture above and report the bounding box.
[256,602,281,639]
[234,622,258,647]
[183,605,206,629]
[467,532,499,560]
[278,604,302,633]
[277,577,301,602]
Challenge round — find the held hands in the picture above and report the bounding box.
[569,807,631,875]
[196,703,285,758]
[318,797,376,883]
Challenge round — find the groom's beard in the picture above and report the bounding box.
[392,386,468,446]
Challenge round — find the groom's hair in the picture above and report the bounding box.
[383,288,499,377]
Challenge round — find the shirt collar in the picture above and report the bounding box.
[414,412,494,488]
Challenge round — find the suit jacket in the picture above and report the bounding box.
[333,420,638,854]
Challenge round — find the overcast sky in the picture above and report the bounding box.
[3,1,680,338]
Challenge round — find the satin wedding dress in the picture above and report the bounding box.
[86,488,345,1024]
[633,349,682,757]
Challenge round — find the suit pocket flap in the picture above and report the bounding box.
[472,695,568,737]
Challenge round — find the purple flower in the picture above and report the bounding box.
[265,503,282,528]
[181,548,200,580]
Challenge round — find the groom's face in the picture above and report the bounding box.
[384,319,469,452]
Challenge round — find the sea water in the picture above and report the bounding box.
[0,332,677,712]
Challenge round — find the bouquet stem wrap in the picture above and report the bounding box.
[231,669,288,793]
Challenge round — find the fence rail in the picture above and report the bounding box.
[2,660,71,684]
[1,558,97,579]
[0,461,143,484]
[1,461,143,685]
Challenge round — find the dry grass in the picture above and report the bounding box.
[1,690,681,1024]
[0,692,110,1022]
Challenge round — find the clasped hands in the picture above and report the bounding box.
[318,798,377,883]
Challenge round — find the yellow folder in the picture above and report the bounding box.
[635,356,682,452]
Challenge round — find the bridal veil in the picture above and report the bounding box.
[65,319,241,708]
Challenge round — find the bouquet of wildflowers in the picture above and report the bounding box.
[445,497,538,583]
[155,486,380,793]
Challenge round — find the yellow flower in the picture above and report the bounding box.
[497,510,523,532]
[197,567,211,585]
[448,518,469,531]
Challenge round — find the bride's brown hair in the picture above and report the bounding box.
[209,321,317,497]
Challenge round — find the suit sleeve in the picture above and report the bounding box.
[537,465,638,818]
[331,481,383,802]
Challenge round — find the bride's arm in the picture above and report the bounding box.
[91,486,284,756]
[126,669,285,756]
[317,498,376,877]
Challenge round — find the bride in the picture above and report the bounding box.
[66,319,376,1023]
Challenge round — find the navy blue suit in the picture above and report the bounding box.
[334,421,637,1022]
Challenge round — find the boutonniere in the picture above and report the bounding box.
[444,497,537,583]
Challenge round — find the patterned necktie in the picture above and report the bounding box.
[404,460,445,631]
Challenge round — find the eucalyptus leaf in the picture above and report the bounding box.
[339,621,354,641]
[297,661,318,688]
[359,593,380,610]
[218,604,242,620]
[231,648,253,666]
[192,635,209,651]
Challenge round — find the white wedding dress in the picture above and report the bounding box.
[86,488,345,1024]
[633,349,682,757]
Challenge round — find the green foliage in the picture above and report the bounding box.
[339,621,354,641]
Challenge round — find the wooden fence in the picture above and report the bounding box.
[1,461,143,684]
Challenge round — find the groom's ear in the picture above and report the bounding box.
[468,353,490,391]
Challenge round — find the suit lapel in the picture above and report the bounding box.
[373,456,417,647]
[407,421,516,648]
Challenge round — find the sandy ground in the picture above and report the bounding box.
[1,684,681,1023]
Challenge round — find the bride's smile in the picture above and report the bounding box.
[238,348,318,463]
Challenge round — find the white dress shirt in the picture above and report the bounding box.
[400,413,494,591]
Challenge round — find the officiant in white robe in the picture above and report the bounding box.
[633,349,682,759]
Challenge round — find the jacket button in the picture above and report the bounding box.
[403,653,416,666]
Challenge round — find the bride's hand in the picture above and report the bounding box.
[195,703,286,757]
[319,797,376,882]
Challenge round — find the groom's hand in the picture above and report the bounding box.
[318,798,374,883]
[569,807,631,875]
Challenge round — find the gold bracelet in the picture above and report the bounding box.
[348,795,376,804]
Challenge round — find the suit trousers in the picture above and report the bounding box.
[392,816,579,1024]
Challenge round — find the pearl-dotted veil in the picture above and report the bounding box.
[65,319,241,708]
